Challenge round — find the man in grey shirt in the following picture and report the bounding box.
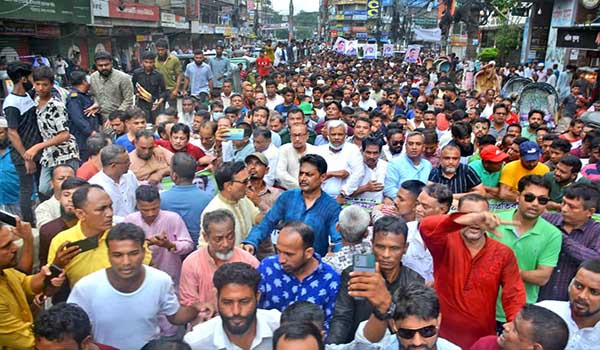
[209,44,231,94]
[89,51,134,123]
[184,49,213,104]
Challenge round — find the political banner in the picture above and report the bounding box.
[404,45,421,63]
[413,26,442,42]
[363,44,377,59]
[333,37,348,54]
[345,40,358,56]
[383,44,394,57]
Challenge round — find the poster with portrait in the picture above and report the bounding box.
[333,37,348,54]
[404,45,421,63]
[383,44,394,58]
[345,40,358,56]
[363,44,377,59]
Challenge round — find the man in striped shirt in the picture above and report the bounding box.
[428,143,485,201]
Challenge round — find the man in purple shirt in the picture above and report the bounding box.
[124,184,194,336]
[539,183,600,301]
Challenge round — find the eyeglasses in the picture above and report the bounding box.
[396,325,438,339]
[230,176,251,185]
[523,193,550,205]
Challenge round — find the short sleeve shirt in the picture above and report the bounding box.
[428,164,482,194]
[499,160,550,190]
[35,97,79,167]
[3,92,41,165]
[155,55,182,91]
[469,159,502,187]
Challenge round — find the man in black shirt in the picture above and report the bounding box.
[132,51,167,124]
[3,61,42,223]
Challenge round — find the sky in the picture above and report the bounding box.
[272,0,319,14]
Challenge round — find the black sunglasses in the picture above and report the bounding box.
[396,325,438,339]
[523,193,550,205]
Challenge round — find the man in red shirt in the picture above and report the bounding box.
[418,193,526,349]
[156,123,214,170]
[256,50,271,78]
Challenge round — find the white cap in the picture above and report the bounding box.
[537,62,545,67]
[0,117,7,128]
[316,79,325,85]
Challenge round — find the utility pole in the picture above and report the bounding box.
[288,0,294,41]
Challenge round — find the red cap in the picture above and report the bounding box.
[480,145,509,163]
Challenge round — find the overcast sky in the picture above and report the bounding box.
[272,0,319,14]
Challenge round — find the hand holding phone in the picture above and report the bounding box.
[66,235,99,253]
[223,128,245,141]
[0,210,17,227]
[44,264,64,287]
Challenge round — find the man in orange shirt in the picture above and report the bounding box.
[256,50,272,78]
[418,193,526,349]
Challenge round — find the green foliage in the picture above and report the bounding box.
[488,0,516,19]
[478,47,498,61]
[494,24,522,62]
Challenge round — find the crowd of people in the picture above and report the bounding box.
[1,37,599,350]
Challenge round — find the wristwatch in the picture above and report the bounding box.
[373,301,396,320]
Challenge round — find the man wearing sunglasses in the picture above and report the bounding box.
[489,175,562,332]
[355,283,460,350]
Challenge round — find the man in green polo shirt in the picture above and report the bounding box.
[469,145,508,199]
[155,38,183,109]
[490,174,562,331]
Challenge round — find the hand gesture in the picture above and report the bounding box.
[146,233,173,249]
[84,102,100,117]
[25,160,37,174]
[52,241,81,268]
[41,264,66,288]
[23,146,39,161]
[12,217,33,242]
[366,181,384,193]
[193,302,216,322]
[348,263,392,314]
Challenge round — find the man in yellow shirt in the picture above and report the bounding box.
[0,219,65,350]
[48,185,151,288]
[499,141,550,202]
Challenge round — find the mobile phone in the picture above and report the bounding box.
[352,253,376,300]
[66,235,99,253]
[0,210,17,227]
[44,264,63,286]
[223,128,245,141]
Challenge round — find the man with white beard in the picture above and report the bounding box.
[179,209,259,325]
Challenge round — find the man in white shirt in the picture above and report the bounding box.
[184,262,281,350]
[276,123,317,189]
[358,87,377,112]
[35,164,74,228]
[89,144,138,218]
[315,120,364,203]
[351,137,387,203]
[403,183,452,282]
[537,259,600,350]
[252,127,278,186]
[67,223,203,349]
[265,80,284,110]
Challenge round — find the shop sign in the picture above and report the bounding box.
[108,1,159,22]
[0,0,91,24]
[136,34,152,42]
[556,28,600,49]
[367,0,380,18]
[356,32,368,39]
[0,21,60,37]
[161,12,189,29]
[191,21,215,34]
[215,26,226,34]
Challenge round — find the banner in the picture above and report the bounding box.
[0,0,91,24]
[383,44,394,57]
[404,45,421,63]
[333,37,348,54]
[413,26,442,42]
[367,0,379,18]
[345,40,358,56]
[363,44,377,59]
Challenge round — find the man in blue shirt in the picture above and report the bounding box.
[242,154,342,256]
[160,152,212,245]
[183,50,213,104]
[0,118,20,215]
[274,87,298,120]
[67,71,100,162]
[384,131,432,200]
[208,44,230,93]
[256,221,340,331]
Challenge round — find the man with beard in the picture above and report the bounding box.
[521,110,545,142]
[380,126,405,162]
[418,194,526,349]
[351,136,387,202]
[155,38,183,109]
[544,155,587,211]
[89,51,134,124]
[178,97,196,127]
[499,141,550,202]
[4,61,42,224]
[129,129,173,184]
[0,217,65,349]
[39,177,89,266]
[355,283,461,350]
[276,123,318,189]
[257,221,340,331]
[0,117,20,216]
[491,175,561,330]
[208,44,231,96]
[180,210,259,324]
[428,144,484,200]
[132,51,167,123]
[245,152,283,214]
[537,259,600,349]
[250,106,282,147]
[315,120,364,203]
[67,223,203,349]
[183,49,213,104]
[471,304,569,350]
[191,119,217,156]
[384,131,431,201]
[184,262,280,349]
[560,119,585,149]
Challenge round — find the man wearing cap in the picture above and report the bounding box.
[499,141,550,202]
[469,145,509,199]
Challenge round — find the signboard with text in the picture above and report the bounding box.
[94,0,159,21]
[556,28,600,49]
[0,0,91,24]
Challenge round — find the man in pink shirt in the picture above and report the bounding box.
[179,209,259,324]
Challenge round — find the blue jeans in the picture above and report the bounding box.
[14,164,40,224]
[39,159,81,197]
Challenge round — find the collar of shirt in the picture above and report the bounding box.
[543,214,597,234]
[212,310,276,349]
[502,209,543,238]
